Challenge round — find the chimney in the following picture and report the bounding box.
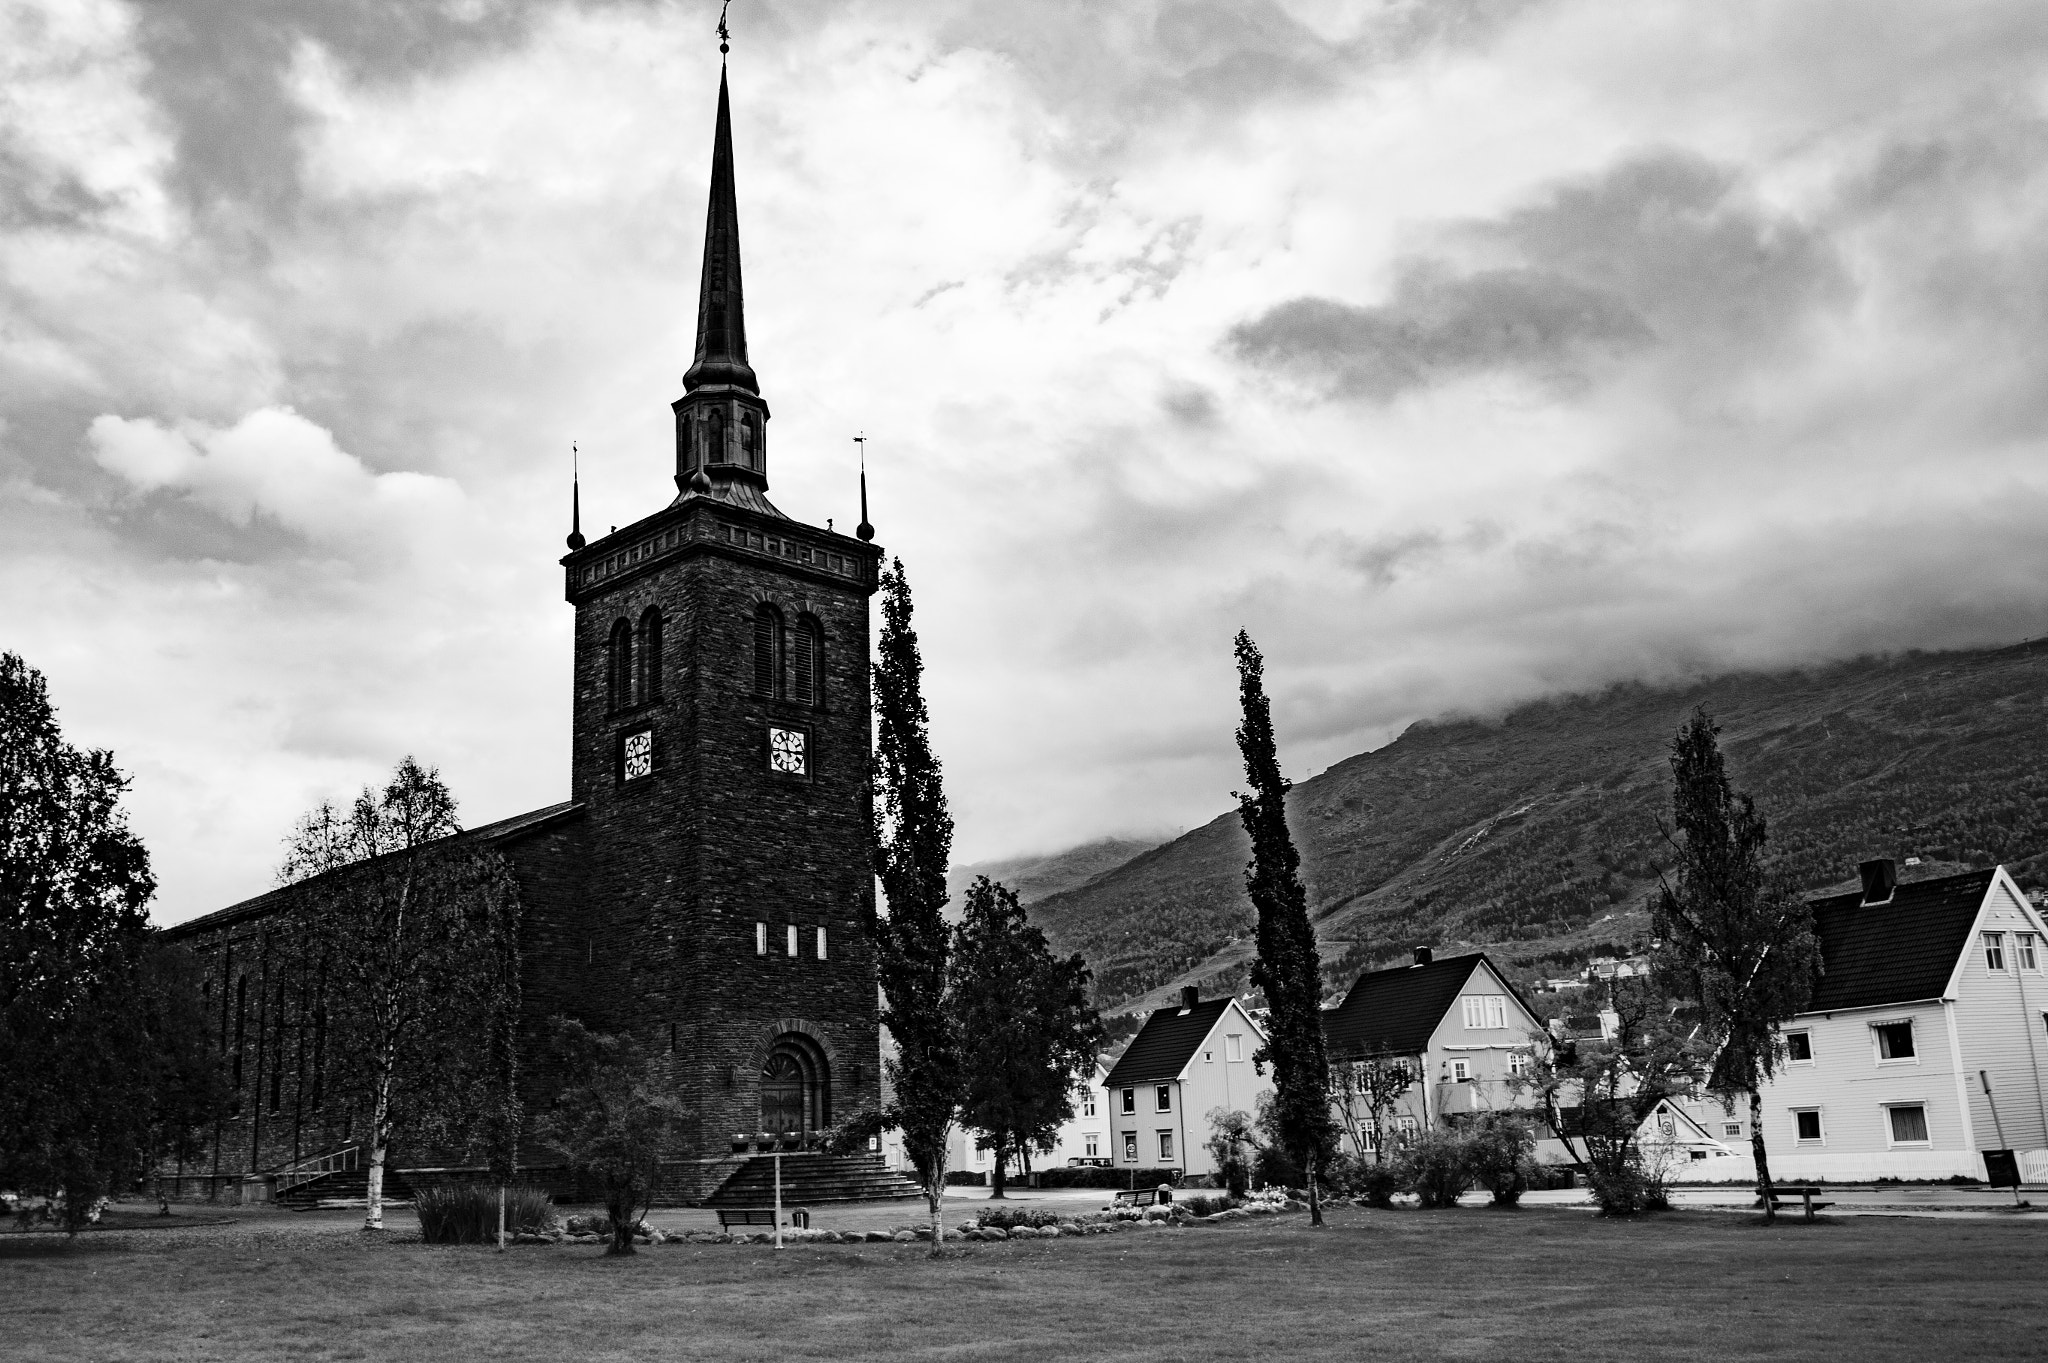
[1180,985,1200,1010]
[1413,947,1434,967]
[1858,858,1897,905]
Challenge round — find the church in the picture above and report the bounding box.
[160,53,912,1207]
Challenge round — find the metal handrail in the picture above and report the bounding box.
[274,1145,359,1195]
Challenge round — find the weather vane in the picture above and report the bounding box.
[717,1,730,54]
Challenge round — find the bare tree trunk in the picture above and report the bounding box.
[1307,1162,1324,1227]
[988,1137,1006,1199]
[1750,1088,1777,1224]
[925,1155,948,1257]
[363,1070,392,1232]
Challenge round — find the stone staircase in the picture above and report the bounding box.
[705,1154,922,1208]
[274,1166,412,1210]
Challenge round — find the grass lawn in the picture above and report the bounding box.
[3,1204,2044,1361]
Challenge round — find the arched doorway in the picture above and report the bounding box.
[760,1034,829,1139]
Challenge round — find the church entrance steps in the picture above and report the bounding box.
[704,1154,922,1208]
[274,1167,413,1211]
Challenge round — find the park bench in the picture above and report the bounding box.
[1767,1187,1833,1221]
[1112,1187,1174,1209]
[715,1207,809,1231]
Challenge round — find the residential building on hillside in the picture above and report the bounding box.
[936,1063,1112,1181]
[1103,989,1272,1178]
[1322,950,1548,1155]
[1687,861,2048,1182]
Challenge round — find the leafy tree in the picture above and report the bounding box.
[0,652,217,1229]
[1519,974,1707,1214]
[1328,1047,1413,1165]
[278,757,521,1231]
[533,1015,685,1256]
[1651,707,1820,1223]
[951,877,1103,1198]
[1231,631,1336,1225]
[1203,1107,1257,1197]
[864,559,962,1254]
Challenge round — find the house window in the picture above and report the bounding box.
[1084,1136,1099,1158]
[1984,932,2006,971]
[1226,1034,1243,1062]
[754,922,767,956]
[1886,1104,1930,1145]
[1122,1131,1137,1162]
[1508,1051,1530,1078]
[815,927,828,960]
[1157,1131,1174,1163]
[1203,1050,1214,1064]
[786,924,799,958]
[1451,1059,1471,1083]
[1155,1084,1172,1112]
[1396,1115,1419,1136]
[1082,1094,1096,1118]
[1785,1031,1813,1063]
[2019,933,2039,971]
[1723,1122,1743,1139]
[1873,1021,1916,1061]
[1461,996,1508,1030]
[1793,1109,1824,1143]
[1121,1088,1135,1115]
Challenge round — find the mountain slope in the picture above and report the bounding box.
[947,837,1161,909]
[1028,641,2048,1012]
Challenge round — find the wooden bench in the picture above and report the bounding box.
[715,1208,779,1230]
[1767,1187,1834,1221]
[1112,1187,1173,1208]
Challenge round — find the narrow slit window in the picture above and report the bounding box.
[753,607,782,697]
[786,923,798,957]
[755,922,768,956]
[608,619,634,710]
[815,926,827,961]
[638,607,663,702]
[790,619,819,706]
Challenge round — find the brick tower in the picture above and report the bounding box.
[558,57,885,1200]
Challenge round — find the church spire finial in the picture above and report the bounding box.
[566,442,586,550]
[855,434,874,542]
[717,1,731,56]
[683,12,755,395]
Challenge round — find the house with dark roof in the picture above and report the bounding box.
[1322,949,1546,1154]
[1710,861,2048,1181]
[1102,988,1271,1177]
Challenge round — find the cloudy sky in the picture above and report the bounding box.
[7,0,2048,926]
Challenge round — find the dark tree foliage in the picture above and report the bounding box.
[278,757,522,1232]
[951,877,1103,1198]
[532,1016,686,1257]
[0,652,218,1228]
[1651,707,1819,1222]
[1231,631,1336,1225]
[864,558,962,1252]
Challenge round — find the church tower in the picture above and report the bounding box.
[558,54,884,1200]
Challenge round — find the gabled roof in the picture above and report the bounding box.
[1324,952,1528,1059]
[1103,998,1235,1087]
[1805,868,1996,1012]
[157,801,583,942]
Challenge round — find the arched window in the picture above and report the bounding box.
[790,616,822,707]
[707,409,726,464]
[608,618,634,711]
[739,413,759,470]
[753,605,783,697]
[637,607,664,703]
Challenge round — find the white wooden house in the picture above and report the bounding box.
[1101,988,1273,1177]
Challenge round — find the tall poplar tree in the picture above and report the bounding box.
[1651,707,1819,1224]
[1232,631,1335,1226]
[865,559,962,1254]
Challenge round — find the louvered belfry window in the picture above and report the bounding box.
[790,619,817,705]
[754,607,782,697]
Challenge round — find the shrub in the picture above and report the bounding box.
[417,1184,557,1245]
[1254,1143,1303,1190]
[1177,1193,1241,1218]
[974,1205,1063,1231]
[1396,1128,1471,1208]
[1353,1161,1401,1208]
[1464,1113,1539,1207]
[1037,1166,1181,1190]
[1204,1108,1256,1198]
[1585,1153,1669,1216]
[944,1170,987,1187]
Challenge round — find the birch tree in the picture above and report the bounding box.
[280,757,520,1232]
[1651,707,1819,1223]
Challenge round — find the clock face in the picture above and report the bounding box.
[768,726,807,775]
[622,730,653,781]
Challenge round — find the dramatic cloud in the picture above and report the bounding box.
[5,0,2048,921]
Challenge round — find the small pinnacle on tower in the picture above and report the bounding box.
[566,442,586,550]
[854,434,874,542]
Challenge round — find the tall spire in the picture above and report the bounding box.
[682,60,757,395]
[855,435,874,541]
[566,442,586,550]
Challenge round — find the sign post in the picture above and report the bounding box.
[773,1151,784,1250]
